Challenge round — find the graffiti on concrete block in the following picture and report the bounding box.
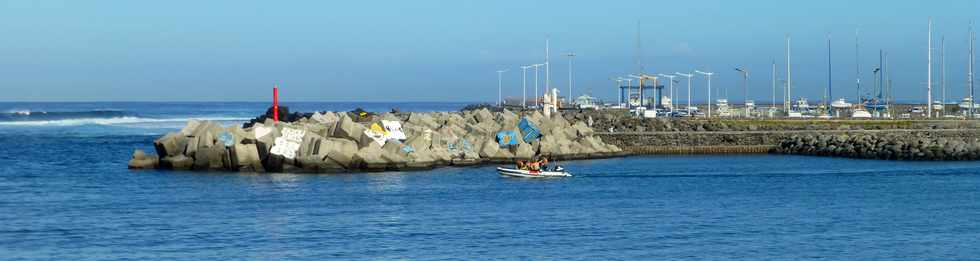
[270,127,305,159]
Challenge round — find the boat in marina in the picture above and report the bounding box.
[497,166,571,178]
[831,98,851,109]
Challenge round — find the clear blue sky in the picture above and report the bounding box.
[0,0,977,103]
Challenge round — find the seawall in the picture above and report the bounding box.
[597,129,980,159]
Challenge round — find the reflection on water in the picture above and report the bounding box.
[367,172,407,193]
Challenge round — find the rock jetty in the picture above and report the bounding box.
[773,133,980,160]
[129,108,623,172]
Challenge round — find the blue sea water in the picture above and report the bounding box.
[2,102,980,260]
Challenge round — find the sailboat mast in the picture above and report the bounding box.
[928,17,933,118]
[828,33,833,115]
[856,28,861,104]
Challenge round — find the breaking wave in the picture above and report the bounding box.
[0,109,249,127]
[1,109,131,122]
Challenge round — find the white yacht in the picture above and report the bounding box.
[831,98,851,109]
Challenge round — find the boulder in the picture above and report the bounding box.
[184,136,200,158]
[405,134,432,151]
[127,150,159,169]
[405,150,437,169]
[492,147,515,160]
[193,145,228,170]
[473,108,494,123]
[132,149,146,160]
[298,134,325,158]
[429,147,455,165]
[499,109,519,123]
[333,115,366,142]
[479,139,500,158]
[296,155,346,173]
[179,120,203,136]
[153,132,184,157]
[381,150,408,169]
[321,138,359,169]
[379,112,401,122]
[515,142,535,159]
[233,144,263,171]
[572,121,595,137]
[359,129,387,148]
[353,142,388,170]
[408,112,439,129]
[160,155,193,170]
[311,111,339,124]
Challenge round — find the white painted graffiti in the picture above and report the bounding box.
[270,127,305,159]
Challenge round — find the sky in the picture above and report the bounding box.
[0,0,977,103]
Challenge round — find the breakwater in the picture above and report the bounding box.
[598,129,980,157]
[773,132,980,160]
[128,108,980,171]
[129,108,623,172]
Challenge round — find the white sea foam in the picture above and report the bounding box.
[5,109,34,116]
[0,116,249,127]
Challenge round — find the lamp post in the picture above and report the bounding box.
[624,78,634,108]
[532,64,544,107]
[735,67,749,117]
[658,74,677,111]
[695,70,714,117]
[497,69,509,106]
[612,77,624,106]
[565,52,576,106]
[676,72,694,113]
[520,65,531,109]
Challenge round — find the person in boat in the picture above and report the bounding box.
[515,160,527,170]
[540,157,550,171]
[528,158,541,171]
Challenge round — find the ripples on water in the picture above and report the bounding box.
[2,102,980,259]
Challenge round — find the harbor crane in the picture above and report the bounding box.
[629,74,658,109]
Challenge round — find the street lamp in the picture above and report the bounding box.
[565,52,576,105]
[695,70,714,117]
[734,67,749,117]
[676,72,694,112]
[658,74,677,111]
[611,77,624,106]
[520,66,532,109]
[532,64,544,107]
[497,69,509,106]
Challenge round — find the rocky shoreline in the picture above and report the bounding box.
[128,108,624,173]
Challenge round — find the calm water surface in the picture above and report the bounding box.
[2,102,979,259]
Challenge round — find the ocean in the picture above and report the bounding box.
[2,102,979,259]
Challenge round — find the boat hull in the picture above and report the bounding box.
[496,167,572,178]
